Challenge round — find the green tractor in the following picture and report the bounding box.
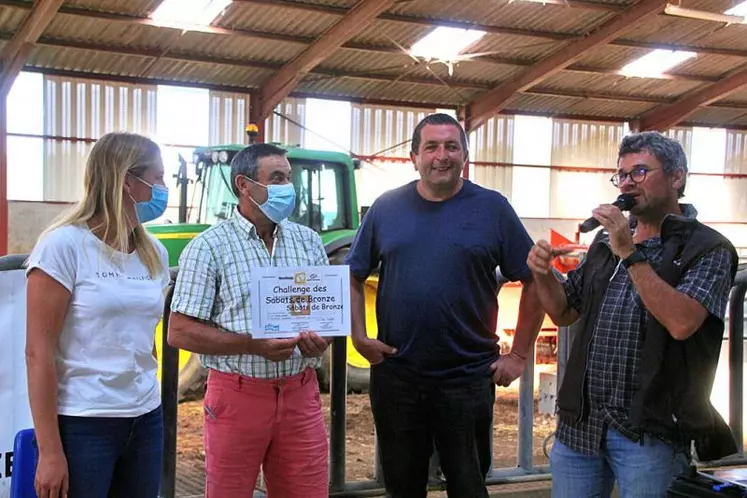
[147,138,379,401]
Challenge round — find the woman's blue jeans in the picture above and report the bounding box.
[58,405,163,498]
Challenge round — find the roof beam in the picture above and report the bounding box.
[4,0,746,59]
[12,34,729,99]
[611,39,747,59]
[638,65,747,131]
[17,66,747,130]
[0,0,63,95]
[11,33,487,90]
[8,32,747,112]
[235,0,575,41]
[513,87,747,110]
[232,0,747,58]
[461,0,667,130]
[14,39,747,112]
[0,29,715,85]
[256,0,397,119]
[237,0,624,14]
[20,66,453,110]
[0,1,744,73]
[0,0,575,42]
[0,0,63,258]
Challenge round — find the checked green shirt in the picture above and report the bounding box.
[170,208,329,379]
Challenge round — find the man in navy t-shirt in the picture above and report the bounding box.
[345,113,545,498]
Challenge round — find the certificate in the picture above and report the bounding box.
[250,265,351,339]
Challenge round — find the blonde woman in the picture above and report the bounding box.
[25,132,171,498]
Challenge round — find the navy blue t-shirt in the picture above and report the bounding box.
[345,180,534,383]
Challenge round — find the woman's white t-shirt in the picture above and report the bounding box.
[26,224,170,417]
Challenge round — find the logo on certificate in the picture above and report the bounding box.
[289,295,311,315]
[294,272,307,285]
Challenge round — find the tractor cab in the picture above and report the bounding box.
[189,126,361,238]
[147,124,373,397]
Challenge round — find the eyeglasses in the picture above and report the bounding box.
[610,167,659,187]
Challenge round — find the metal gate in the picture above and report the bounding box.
[1,256,746,497]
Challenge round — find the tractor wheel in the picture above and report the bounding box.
[318,246,371,394]
[316,351,331,393]
[177,354,208,402]
[316,348,371,394]
[347,364,370,394]
[156,317,208,403]
[327,246,350,266]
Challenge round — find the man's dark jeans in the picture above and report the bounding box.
[370,362,495,498]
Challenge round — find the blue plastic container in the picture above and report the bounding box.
[10,428,37,498]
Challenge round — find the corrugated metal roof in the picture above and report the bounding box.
[689,25,747,53]
[292,0,359,7]
[545,97,657,118]
[319,49,516,85]
[217,2,337,38]
[576,44,742,79]
[687,106,747,126]
[576,45,647,68]
[726,115,747,128]
[148,58,272,87]
[305,50,416,76]
[539,71,703,100]
[3,0,747,127]
[170,31,304,64]
[672,54,744,77]
[506,92,655,118]
[388,0,614,35]
[0,5,26,33]
[26,45,153,77]
[44,14,176,48]
[297,76,482,106]
[63,0,159,17]
[619,14,741,47]
[352,20,568,61]
[684,0,734,10]
[350,19,434,49]
[467,35,568,61]
[719,86,747,103]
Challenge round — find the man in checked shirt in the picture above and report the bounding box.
[528,131,739,497]
[168,143,331,498]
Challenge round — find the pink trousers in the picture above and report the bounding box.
[203,367,329,498]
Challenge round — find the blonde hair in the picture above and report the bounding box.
[39,132,165,277]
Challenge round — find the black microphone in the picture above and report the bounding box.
[578,193,636,233]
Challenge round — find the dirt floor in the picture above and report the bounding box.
[175,385,557,484]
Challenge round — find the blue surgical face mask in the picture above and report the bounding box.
[244,176,296,224]
[131,175,169,224]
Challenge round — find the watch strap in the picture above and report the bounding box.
[622,250,647,269]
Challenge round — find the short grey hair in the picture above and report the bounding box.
[618,131,688,198]
[230,143,287,196]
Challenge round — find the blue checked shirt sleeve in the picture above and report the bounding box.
[676,246,734,322]
[561,262,585,314]
[171,236,218,321]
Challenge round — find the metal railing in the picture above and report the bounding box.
[729,269,747,456]
[1,255,746,497]
[150,265,747,496]
[160,269,179,498]
[698,268,747,467]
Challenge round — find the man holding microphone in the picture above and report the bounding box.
[527,131,738,497]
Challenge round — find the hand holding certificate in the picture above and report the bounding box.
[250,265,352,339]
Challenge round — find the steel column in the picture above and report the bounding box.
[329,336,348,491]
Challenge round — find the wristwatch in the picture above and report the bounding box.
[622,250,647,269]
